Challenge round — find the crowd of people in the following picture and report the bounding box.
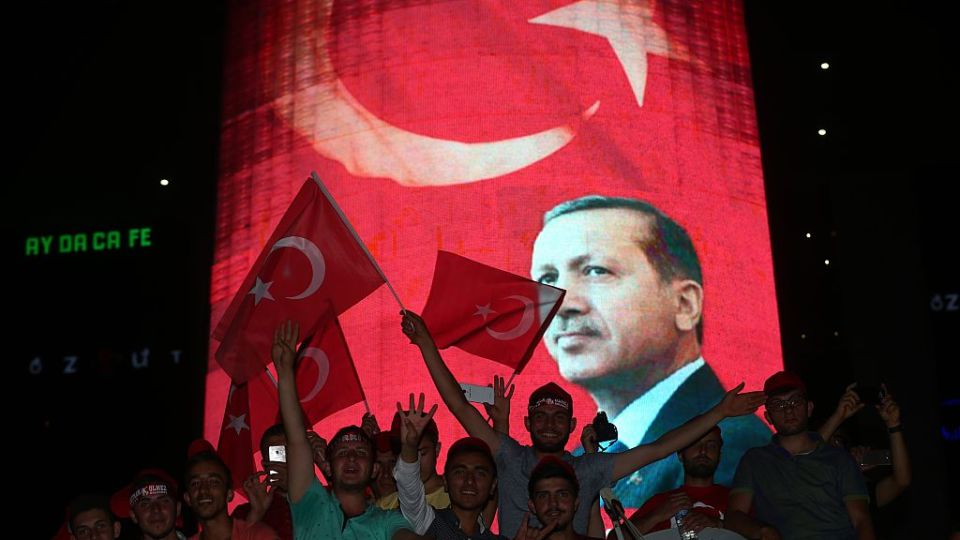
[64,196,914,539]
[65,313,910,540]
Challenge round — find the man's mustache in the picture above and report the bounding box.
[553,317,602,337]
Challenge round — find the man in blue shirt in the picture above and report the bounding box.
[726,371,875,540]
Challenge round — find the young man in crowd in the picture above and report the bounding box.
[726,371,875,540]
[611,426,727,538]
[129,469,185,540]
[67,493,122,540]
[514,456,592,540]
[182,451,279,540]
[273,320,422,540]
[393,392,506,539]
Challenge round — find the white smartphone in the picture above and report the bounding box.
[460,383,495,404]
[268,444,287,463]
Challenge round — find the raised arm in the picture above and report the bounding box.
[394,393,440,535]
[818,383,864,441]
[846,499,876,540]
[401,311,501,452]
[874,386,910,507]
[273,321,317,503]
[612,383,766,480]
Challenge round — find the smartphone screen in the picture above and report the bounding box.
[268,444,287,463]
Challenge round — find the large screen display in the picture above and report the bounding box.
[208,0,781,507]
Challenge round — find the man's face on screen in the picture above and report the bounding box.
[532,208,679,384]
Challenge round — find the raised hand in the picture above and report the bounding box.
[272,320,300,376]
[513,512,558,540]
[361,412,381,437]
[483,374,514,433]
[717,382,766,417]
[306,431,330,475]
[400,310,435,348]
[831,382,865,422]
[243,471,274,523]
[876,384,901,428]
[580,423,598,454]
[396,392,439,450]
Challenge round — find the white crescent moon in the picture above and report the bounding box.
[275,2,599,187]
[486,295,536,341]
[270,236,326,300]
[298,347,330,403]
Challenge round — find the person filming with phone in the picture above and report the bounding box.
[818,383,911,515]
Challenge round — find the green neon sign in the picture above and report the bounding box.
[24,227,153,256]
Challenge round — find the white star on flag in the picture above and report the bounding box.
[225,413,250,436]
[248,276,275,305]
[474,303,496,321]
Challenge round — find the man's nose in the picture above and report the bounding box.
[556,280,589,318]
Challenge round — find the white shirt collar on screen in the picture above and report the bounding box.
[608,357,705,448]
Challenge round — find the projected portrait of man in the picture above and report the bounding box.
[530,195,771,507]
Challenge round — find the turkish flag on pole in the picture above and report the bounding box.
[295,309,367,423]
[216,382,256,491]
[213,172,386,383]
[228,309,367,483]
[421,251,565,373]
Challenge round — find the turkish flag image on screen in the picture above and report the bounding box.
[208,0,782,509]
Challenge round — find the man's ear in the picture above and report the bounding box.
[227,488,235,503]
[763,410,772,425]
[524,416,531,432]
[673,279,704,333]
[112,521,121,539]
[435,441,442,456]
[183,492,192,507]
[371,462,382,481]
[489,478,498,497]
[129,510,140,525]
[569,416,577,434]
[807,401,815,417]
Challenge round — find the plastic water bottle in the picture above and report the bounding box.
[674,509,699,540]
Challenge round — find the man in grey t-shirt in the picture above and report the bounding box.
[401,311,766,538]
[494,383,615,535]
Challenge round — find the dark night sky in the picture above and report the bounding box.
[2,1,957,536]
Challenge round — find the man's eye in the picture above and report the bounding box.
[584,266,610,276]
[537,272,557,285]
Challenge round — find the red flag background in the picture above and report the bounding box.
[207,0,782,482]
[421,250,564,372]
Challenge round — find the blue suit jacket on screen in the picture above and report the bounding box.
[597,363,771,508]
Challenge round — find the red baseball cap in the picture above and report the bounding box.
[763,371,806,395]
[528,382,573,412]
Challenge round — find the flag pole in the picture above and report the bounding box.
[504,370,518,390]
[311,172,406,311]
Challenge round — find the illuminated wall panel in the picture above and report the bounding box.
[209,0,781,505]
